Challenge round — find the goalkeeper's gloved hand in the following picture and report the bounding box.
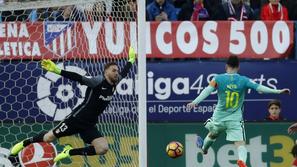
[41,59,61,74]
[128,46,136,64]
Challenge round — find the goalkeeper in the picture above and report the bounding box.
[10,47,136,162]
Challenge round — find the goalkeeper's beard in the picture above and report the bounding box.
[108,75,118,85]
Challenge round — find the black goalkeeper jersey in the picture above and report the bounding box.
[60,62,132,126]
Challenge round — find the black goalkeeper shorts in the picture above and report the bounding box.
[52,117,103,144]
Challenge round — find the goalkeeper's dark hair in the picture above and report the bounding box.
[291,144,297,157]
[226,55,239,68]
[104,62,118,72]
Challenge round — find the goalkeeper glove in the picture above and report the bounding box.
[128,46,136,64]
[41,59,61,74]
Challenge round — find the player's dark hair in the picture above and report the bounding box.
[267,99,281,109]
[291,144,297,157]
[226,55,239,68]
[104,62,118,72]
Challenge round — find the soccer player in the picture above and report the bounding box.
[187,56,290,167]
[9,47,136,162]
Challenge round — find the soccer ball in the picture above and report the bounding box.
[166,141,184,158]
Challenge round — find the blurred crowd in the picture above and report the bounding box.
[0,0,297,22]
[0,0,137,22]
[146,0,297,21]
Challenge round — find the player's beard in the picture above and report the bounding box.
[110,75,118,84]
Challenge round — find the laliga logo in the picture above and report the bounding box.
[19,143,57,167]
[37,63,87,121]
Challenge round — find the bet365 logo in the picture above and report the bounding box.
[20,142,57,167]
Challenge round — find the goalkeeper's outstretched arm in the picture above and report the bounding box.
[41,47,136,87]
[41,59,102,88]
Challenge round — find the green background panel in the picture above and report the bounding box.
[0,122,296,167]
[148,122,297,167]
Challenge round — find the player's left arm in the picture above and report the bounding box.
[187,80,216,109]
[256,85,290,94]
[246,78,290,94]
[118,47,136,81]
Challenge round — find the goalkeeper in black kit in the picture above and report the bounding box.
[10,47,136,162]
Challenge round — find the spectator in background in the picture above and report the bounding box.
[92,1,108,21]
[214,0,255,20]
[47,6,85,21]
[146,0,177,21]
[291,143,297,167]
[264,99,285,121]
[280,0,297,20]
[177,0,194,20]
[28,9,38,22]
[112,0,136,21]
[172,0,187,9]
[249,0,261,10]
[249,0,262,19]
[122,0,137,21]
[146,9,150,20]
[37,8,55,21]
[54,6,74,21]
[191,0,209,20]
[128,0,137,20]
[112,0,124,21]
[203,0,222,20]
[75,2,102,21]
[260,0,288,20]
[36,6,85,21]
[178,0,209,21]
[1,10,29,21]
